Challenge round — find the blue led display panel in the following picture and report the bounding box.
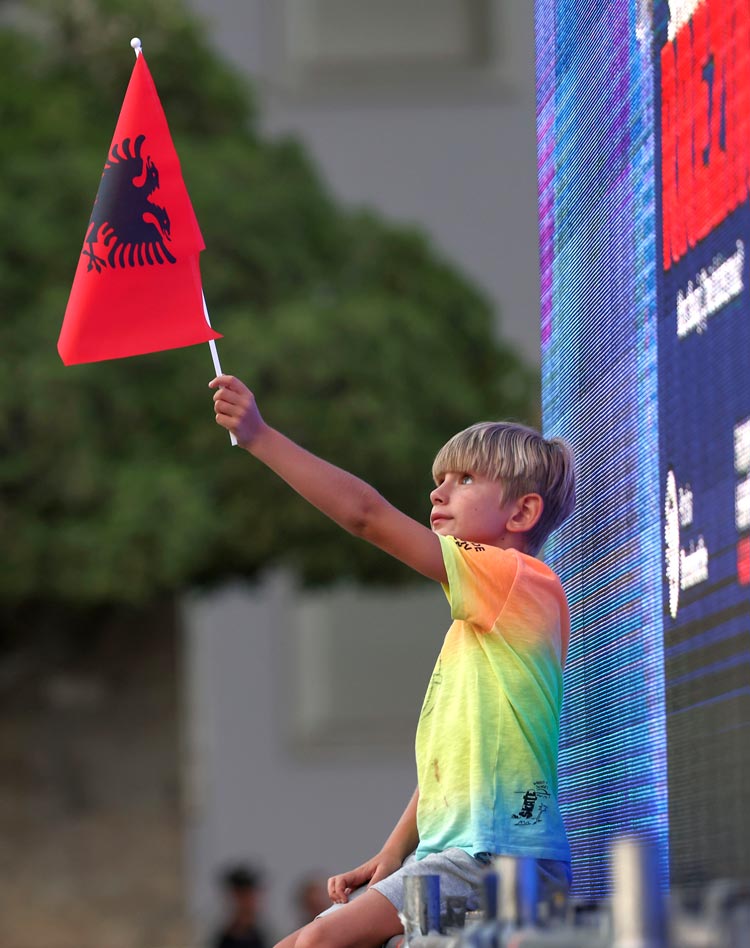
[535,0,666,899]
[536,0,750,897]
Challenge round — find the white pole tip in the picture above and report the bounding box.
[130,37,142,52]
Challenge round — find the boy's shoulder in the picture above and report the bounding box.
[443,534,559,578]
[512,549,566,594]
[454,539,565,597]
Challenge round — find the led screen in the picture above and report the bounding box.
[536,0,750,897]
[656,0,750,886]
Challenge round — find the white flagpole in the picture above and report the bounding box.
[131,38,237,447]
[202,292,237,446]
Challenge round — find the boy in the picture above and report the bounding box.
[209,375,576,948]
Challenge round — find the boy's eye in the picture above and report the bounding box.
[459,473,474,485]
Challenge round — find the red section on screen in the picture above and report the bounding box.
[738,537,750,585]
[661,0,750,270]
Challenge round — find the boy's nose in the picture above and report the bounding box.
[430,484,446,504]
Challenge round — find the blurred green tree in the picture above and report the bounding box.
[0,0,537,634]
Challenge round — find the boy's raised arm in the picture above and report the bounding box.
[209,375,447,584]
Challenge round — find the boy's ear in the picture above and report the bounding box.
[506,493,544,534]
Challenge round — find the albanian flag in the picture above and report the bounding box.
[58,51,221,365]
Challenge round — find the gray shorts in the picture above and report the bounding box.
[372,849,488,913]
[319,849,571,917]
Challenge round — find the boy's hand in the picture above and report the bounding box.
[209,375,266,449]
[327,850,404,904]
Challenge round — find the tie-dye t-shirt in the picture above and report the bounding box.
[414,534,570,862]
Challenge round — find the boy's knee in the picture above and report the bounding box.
[273,934,301,948]
[294,921,330,948]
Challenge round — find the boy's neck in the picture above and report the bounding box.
[501,536,532,555]
[481,532,533,556]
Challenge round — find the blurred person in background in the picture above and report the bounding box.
[292,873,332,927]
[212,863,270,948]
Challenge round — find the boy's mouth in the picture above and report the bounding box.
[430,513,449,527]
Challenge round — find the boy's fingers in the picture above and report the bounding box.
[208,374,238,389]
[329,872,357,902]
[213,399,231,415]
[212,388,244,407]
[216,390,254,414]
[211,384,239,400]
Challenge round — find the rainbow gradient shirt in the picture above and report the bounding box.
[415,534,571,862]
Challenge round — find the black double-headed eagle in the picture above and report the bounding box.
[82,134,175,273]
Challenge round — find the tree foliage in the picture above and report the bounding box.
[0,0,537,608]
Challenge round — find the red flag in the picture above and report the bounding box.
[58,53,221,365]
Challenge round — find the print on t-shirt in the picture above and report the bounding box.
[512,781,551,826]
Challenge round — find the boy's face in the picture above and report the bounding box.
[429,470,519,546]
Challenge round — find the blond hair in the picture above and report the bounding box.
[432,421,576,555]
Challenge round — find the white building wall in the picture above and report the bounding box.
[182,575,450,938]
[187,0,542,365]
